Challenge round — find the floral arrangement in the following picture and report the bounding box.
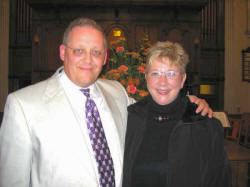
[101,34,152,101]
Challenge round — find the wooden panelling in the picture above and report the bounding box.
[9,0,225,109]
[0,0,9,112]
[226,140,250,187]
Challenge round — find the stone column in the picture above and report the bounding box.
[0,0,9,112]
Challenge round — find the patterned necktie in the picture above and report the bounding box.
[81,88,115,187]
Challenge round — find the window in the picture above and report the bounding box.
[107,27,127,48]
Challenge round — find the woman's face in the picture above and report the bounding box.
[146,57,186,105]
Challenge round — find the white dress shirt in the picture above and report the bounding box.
[59,71,123,187]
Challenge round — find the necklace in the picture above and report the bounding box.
[153,115,169,122]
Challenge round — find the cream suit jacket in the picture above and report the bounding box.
[0,67,132,187]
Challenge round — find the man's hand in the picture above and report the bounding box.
[188,95,213,118]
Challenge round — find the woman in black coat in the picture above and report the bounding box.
[122,41,231,187]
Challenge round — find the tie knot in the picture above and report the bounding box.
[80,88,90,98]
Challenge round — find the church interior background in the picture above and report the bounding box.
[9,0,226,109]
[0,0,250,186]
[1,0,249,113]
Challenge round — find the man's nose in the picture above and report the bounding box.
[82,51,92,64]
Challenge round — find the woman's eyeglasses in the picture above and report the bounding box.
[148,71,181,80]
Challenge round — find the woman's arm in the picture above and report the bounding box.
[188,95,213,118]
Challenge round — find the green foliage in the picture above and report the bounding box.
[101,34,152,101]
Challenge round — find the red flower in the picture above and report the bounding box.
[134,78,140,85]
[120,79,126,85]
[138,66,146,74]
[126,84,137,94]
[118,65,128,72]
[141,63,146,68]
[138,89,148,97]
[128,77,134,85]
[116,46,125,53]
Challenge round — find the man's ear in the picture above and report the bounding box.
[59,44,65,61]
[181,73,187,88]
[103,51,107,66]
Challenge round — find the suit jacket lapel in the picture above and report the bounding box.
[43,68,101,182]
[95,82,124,150]
[44,67,64,100]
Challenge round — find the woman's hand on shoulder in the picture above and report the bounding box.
[188,95,213,118]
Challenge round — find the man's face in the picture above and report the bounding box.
[59,26,107,88]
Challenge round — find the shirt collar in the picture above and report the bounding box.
[60,69,101,99]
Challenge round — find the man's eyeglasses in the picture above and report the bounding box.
[65,45,104,58]
[148,71,181,80]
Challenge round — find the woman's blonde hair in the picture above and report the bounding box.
[146,41,189,74]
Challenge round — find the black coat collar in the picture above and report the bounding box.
[128,95,206,124]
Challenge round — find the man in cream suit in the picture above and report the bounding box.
[0,17,212,187]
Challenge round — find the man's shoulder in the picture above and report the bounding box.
[12,80,46,95]
[11,67,62,97]
[97,78,123,87]
[9,73,58,100]
[96,78,132,105]
[96,78,126,94]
